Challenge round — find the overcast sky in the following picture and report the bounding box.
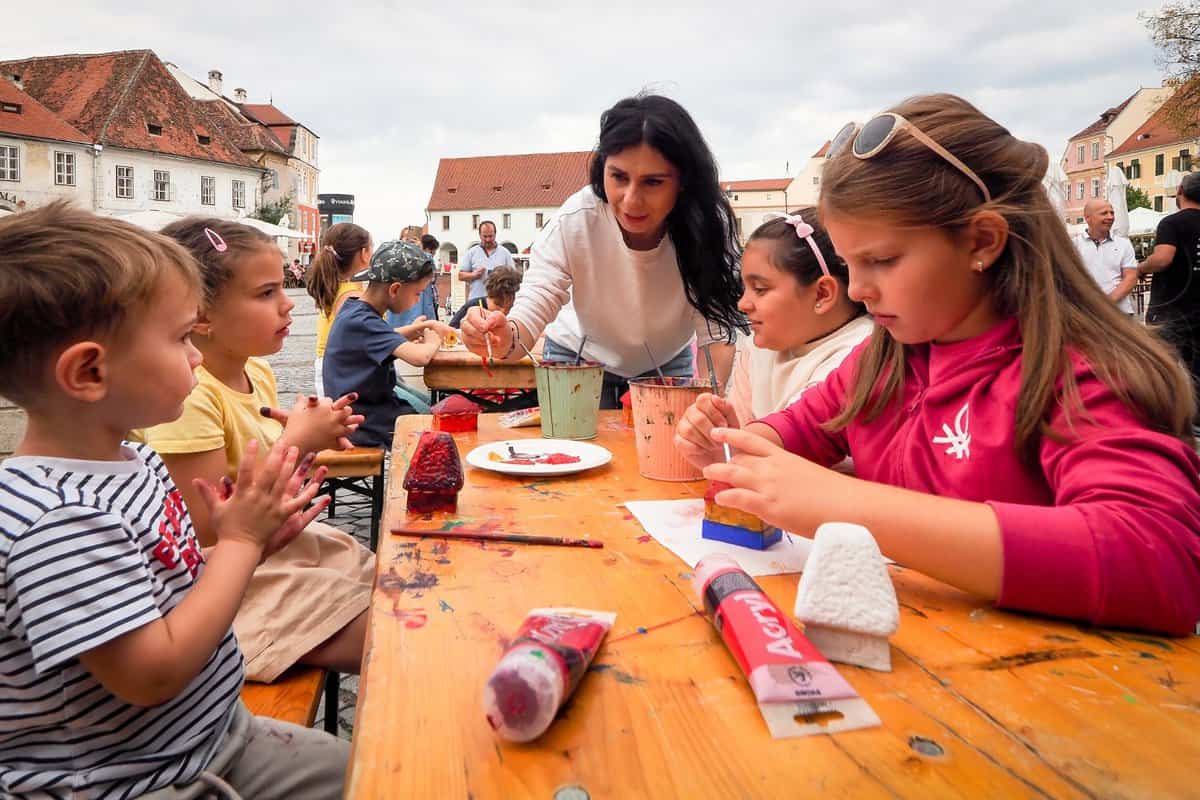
[11,1,1169,244]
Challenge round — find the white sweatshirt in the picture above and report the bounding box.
[508,186,727,378]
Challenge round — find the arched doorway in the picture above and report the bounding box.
[439,243,458,265]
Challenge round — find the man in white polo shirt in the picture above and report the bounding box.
[1074,198,1138,315]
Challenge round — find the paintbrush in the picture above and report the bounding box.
[480,302,495,366]
[393,526,603,549]
[643,342,666,382]
[701,344,732,463]
[517,338,540,366]
[573,334,588,366]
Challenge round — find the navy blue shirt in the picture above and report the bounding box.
[323,298,413,448]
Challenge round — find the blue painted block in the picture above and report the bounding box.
[701,518,782,550]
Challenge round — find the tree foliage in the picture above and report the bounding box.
[1142,1,1200,137]
[1127,185,1153,210]
[250,193,294,226]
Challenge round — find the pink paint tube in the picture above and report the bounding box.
[483,607,615,742]
[693,554,880,737]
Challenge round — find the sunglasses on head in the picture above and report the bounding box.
[827,113,992,203]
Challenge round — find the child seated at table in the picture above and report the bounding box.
[676,94,1200,636]
[449,265,522,328]
[324,240,453,448]
[138,217,375,684]
[0,203,348,797]
[724,209,873,425]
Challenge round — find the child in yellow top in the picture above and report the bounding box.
[309,222,370,395]
[138,217,375,682]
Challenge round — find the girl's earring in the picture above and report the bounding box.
[975,260,984,272]
[814,302,823,310]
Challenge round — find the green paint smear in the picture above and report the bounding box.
[1123,694,1137,704]
[530,649,546,659]
[438,520,468,531]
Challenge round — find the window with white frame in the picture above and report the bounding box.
[1076,145,1085,163]
[442,215,450,230]
[0,145,18,181]
[502,213,511,229]
[1091,142,1100,161]
[201,176,215,205]
[153,170,170,201]
[472,214,479,229]
[1065,183,1071,200]
[116,165,134,198]
[535,212,544,228]
[1091,178,1100,198]
[54,151,76,186]
[232,180,245,209]
[1077,181,1085,200]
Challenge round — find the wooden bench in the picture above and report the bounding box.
[313,447,386,550]
[241,667,340,734]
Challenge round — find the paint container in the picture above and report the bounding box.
[534,361,605,440]
[692,554,880,737]
[628,376,709,481]
[483,608,615,742]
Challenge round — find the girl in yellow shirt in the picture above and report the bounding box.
[309,223,370,395]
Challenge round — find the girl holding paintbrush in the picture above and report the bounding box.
[460,93,746,408]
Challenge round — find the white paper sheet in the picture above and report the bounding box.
[622,499,811,576]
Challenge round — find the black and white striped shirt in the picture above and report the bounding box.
[0,443,243,799]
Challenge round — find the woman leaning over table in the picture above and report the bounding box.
[460,93,746,408]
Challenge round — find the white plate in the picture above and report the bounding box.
[465,439,613,476]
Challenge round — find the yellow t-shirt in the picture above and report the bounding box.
[314,281,365,358]
[134,357,284,479]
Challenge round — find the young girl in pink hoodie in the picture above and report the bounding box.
[676,94,1200,636]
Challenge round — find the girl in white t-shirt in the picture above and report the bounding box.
[726,209,873,425]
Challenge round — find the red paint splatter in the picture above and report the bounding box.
[637,535,652,543]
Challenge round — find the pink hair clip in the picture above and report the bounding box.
[204,227,228,253]
[774,213,830,277]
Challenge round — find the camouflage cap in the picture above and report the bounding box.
[353,240,433,283]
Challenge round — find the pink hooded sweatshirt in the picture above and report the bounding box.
[758,317,1200,636]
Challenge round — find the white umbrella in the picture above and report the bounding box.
[108,208,189,231]
[1128,206,1167,235]
[1106,165,1130,238]
[239,216,308,239]
[1043,162,1069,220]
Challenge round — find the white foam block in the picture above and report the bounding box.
[794,522,899,672]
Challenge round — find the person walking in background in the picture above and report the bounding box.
[1140,172,1200,426]
[459,220,514,305]
[1074,198,1138,316]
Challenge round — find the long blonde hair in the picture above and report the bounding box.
[820,93,1195,461]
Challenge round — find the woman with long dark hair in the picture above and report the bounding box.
[461,93,746,407]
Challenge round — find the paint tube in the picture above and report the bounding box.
[693,554,880,737]
[483,607,615,742]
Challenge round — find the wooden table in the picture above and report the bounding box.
[423,346,537,392]
[348,412,1200,799]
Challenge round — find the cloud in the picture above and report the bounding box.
[8,0,1168,244]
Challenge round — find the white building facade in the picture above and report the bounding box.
[0,135,95,211]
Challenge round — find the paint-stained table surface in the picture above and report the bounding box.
[347,412,1200,799]
[423,346,537,391]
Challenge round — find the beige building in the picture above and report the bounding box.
[723,178,792,242]
[1062,84,1174,223]
[1108,87,1198,215]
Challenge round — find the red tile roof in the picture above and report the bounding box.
[198,99,287,155]
[0,79,89,144]
[722,178,791,192]
[0,50,256,168]
[239,104,297,127]
[812,141,831,158]
[1110,87,1200,157]
[427,152,593,211]
[1069,93,1135,142]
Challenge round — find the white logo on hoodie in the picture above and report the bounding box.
[932,403,971,460]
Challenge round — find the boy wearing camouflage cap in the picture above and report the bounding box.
[323,240,450,447]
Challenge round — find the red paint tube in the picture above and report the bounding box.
[693,554,880,737]
[483,608,615,742]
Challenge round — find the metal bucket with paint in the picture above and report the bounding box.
[534,360,605,440]
[628,376,709,481]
